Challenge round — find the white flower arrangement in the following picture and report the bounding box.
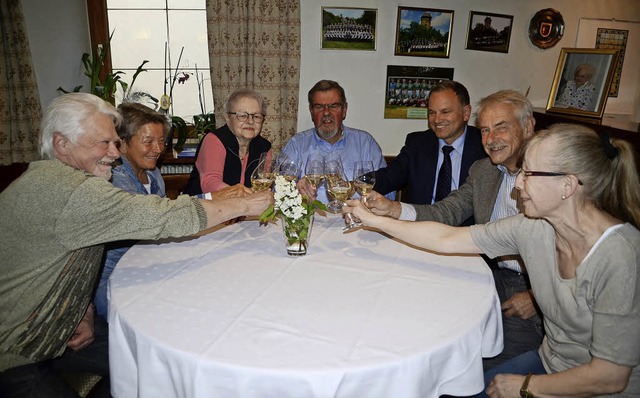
[259,175,326,245]
[273,175,307,221]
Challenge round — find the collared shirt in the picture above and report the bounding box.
[281,125,394,204]
[399,164,524,272]
[489,164,524,273]
[111,155,166,198]
[430,127,468,204]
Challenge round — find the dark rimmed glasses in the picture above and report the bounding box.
[518,169,583,185]
[228,111,265,123]
[311,103,343,112]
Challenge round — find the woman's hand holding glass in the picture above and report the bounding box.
[342,196,378,229]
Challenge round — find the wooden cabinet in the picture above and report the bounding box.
[158,151,194,199]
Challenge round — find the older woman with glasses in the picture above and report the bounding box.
[185,89,272,195]
[344,123,640,397]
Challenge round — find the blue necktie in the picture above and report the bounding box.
[435,145,454,202]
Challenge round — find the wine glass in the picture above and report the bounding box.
[278,155,300,182]
[324,155,346,214]
[326,169,351,215]
[344,160,376,230]
[250,152,276,191]
[304,154,325,190]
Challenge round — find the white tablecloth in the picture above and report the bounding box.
[109,214,502,398]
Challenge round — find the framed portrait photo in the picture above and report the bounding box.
[321,7,377,51]
[394,7,454,58]
[546,48,619,119]
[465,11,513,53]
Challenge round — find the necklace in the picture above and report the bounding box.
[226,146,247,160]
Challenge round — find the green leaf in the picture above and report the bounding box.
[259,204,275,223]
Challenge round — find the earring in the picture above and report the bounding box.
[561,195,566,200]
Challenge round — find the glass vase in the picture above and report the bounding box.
[282,215,314,256]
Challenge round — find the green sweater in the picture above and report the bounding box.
[0,160,207,371]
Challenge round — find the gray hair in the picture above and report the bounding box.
[475,90,533,133]
[223,89,267,115]
[307,80,347,105]
[40,93,122,159]
[575,64,596,80]
[117,102,171,142]
[526,123,640,228]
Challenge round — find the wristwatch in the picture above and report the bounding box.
[520,373,534,398]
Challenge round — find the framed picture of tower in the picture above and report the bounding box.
[465,11,514,53]
[394,7,454,58]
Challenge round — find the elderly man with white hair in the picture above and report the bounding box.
[0,93,272,397]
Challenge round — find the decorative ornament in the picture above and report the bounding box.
[528,8,564,49]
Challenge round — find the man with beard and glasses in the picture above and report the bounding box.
[353,90,544,371]
[374,81,486,226]
[281,79,393,204]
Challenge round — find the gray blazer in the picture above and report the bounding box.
[415,158,503,225]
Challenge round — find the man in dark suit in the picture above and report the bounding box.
[374,81,486,223]
[357,90,543,372]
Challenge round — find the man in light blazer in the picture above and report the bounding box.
[374,81,487,226]
[359,90,542,371]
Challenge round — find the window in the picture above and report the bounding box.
[89,0,213,119]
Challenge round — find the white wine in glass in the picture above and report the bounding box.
[250,153,276,191]
[353,160,376,199]
[251,177,274,191]
[305,153,325,189]
[306,174,324,187]
[324,156,346,214]
[344,161,375,230]
[329,185,351,202]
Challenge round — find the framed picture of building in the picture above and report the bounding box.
[394,7,454,58]
[465,11,513,53]
[384,65,454,119]
[321,7,377,51]
[547,48,619,119]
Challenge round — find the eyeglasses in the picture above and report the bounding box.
[311,103,343,112]
[228,111,265,123]
[518,169,583,185]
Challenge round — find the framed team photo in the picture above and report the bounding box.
[321,7,377,51]
[384,65,454,119]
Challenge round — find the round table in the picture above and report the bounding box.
[109,214,502,398]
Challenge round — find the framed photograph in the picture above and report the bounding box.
[321,7,377,51]
[465,11,513,53]
[384,65,454,119]
[394,7,454,58]
[546,48,619,119]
